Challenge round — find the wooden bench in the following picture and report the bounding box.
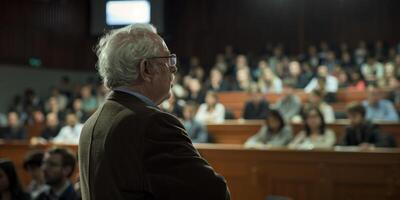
[207,120,400,145]
[1,143,399,200]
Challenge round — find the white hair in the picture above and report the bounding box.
[96,23,162,89]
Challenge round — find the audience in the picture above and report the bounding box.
[289,107,336,149]
[362,87,399,122]
[35,147,78,200]
[361,57,384,86]
[195,91,225,124]
[23,150,48,199]
[80,85,98,115]
[0,111,27,140]
[242,86,269,120]
[245,110,293,148]
[182,101,210,143]
[70,98,89,124]
[204,68,230,92]
[185,77,206,104]
[161,93,184,119]
[257,67,283,93]
[300,90,335,123]
[340,103,383,148]
[305,65,338,93]
[52,113,83,144]
[40,113,61,140]
[272,85,301,122]
[0,159,30,200]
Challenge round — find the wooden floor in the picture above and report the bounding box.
[1,142,400,200]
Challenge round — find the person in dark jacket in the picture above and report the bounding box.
[79,24,230,200]
[242,86,269,119]
[35,148,78,200]
[341,103,383,147]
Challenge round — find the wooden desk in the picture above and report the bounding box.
[207,120,400,145]
[196,144,400,200]
[1,143,399,200]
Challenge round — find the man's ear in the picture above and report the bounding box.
[139,59,152,82]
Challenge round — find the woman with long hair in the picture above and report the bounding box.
[288,107,336,149]
[0,159,30,200]
[245,109,293,148]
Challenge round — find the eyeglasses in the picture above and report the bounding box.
[147,54,177,67]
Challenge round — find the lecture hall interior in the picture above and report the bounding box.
[1,0,400,200]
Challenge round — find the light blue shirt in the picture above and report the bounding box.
[113,87,157,108]
[362,100,399,122]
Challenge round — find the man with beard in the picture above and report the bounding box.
[35,148,78,200]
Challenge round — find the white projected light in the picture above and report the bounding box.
[106,1,150,25]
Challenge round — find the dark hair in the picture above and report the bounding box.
[48,147,76,178]
[0,159,29,200]
[303,107,326,136]
[23,150,44,170]
[346,102,366,118]
[266,109,285,133]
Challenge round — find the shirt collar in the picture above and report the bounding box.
[113,87,157,108]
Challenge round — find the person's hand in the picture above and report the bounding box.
[30,137,48,145]
[358,143,375,150]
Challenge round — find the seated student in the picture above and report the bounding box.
[23,150,48,199]
[244,110,293,148]
[340,103,383,147]
[305,65,338,93]
[0,111,26,140]
[242,85,269,120]
[362,87,399,122]
[289,107,336,149]
[195,91,225,124]
[0,159,31,200]
[41,112,61,140]
[35,147,78,200]
[272,84,301,122]
[182,101,210,143]
[299,90,335,123]
[52,113,83,144]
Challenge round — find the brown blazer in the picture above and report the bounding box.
[79,91,230,200]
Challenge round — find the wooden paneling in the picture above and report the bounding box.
[197,144,400,200]
[166,0,400,66]
[2,0,400,70]
[1,143,399,200]
[207,120,400,145]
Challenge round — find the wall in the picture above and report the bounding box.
[1,0,399,70]
[165,0,400,66]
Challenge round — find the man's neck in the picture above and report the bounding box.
[51,179,69,196]
[116,86,160,106]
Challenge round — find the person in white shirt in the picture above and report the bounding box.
[305,65,338,93]
[195,91,225,124]
[53,113,83,144]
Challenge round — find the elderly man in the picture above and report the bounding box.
[79,24,230,200]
